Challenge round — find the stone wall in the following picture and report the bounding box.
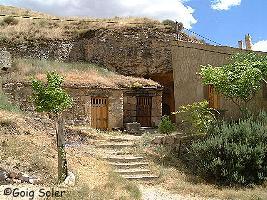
[0,39,75,61]
[2,82,124,129]
[123,89,162,127]
[172,41,267,120]
[50,88,124,129]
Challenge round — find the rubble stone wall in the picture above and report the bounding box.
[2,82,124,129]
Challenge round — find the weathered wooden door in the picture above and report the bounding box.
[208,85,220,109]
[136,96,152,127]
[91,97,108,130]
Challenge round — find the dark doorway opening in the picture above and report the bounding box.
[148,72,175,122]
[136,96,152,127]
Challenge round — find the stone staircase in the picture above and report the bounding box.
[93,135,158,181]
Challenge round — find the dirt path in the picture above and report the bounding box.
[139,185,219,200]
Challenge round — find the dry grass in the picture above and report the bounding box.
[65,150,141,200]
[0,109,141,199]
[0,5,201,46]
[4,58,160,89]
[0,110,58,185]
[0,5,166,43]
[0,5,51,17]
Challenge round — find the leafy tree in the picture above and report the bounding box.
[199,53,267,114]
[31,72,72,183]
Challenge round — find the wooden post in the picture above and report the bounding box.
[56,113,68,183]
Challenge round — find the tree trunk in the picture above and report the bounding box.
[55,113,68,183]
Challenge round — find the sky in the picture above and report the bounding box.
[1,0,267,51]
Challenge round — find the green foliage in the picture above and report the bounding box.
[0,92,20,113]
[31,72,72,114]
[174,100,216,135]
[158,115,176,134]
[162,19,176,28]
[199,53,267,111]
[1,16,19,26]
[187,111,267,185]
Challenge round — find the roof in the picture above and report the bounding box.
[2,58,161,90]
[34,71,162,89]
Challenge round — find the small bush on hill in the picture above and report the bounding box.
[162,19,176,31]
[1,16,19,26]
[174,100,216,135]
[158,115,176,134]
[187,111,267,185]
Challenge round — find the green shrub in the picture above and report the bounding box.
[187,112,267,185]
[174,100,216,135]
[1,16,19,26]
[158,115,176,134]
[162,19,176,26]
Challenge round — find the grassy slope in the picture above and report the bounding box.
[0,109,141,200]
[0,5,166,43]
[0,5,51,17]
[0,5,199,44]
[4,58,160,88]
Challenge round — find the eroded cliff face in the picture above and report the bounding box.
[0,24,196,76]
[75,26,175,76]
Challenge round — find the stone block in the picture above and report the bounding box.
[125,122,141,134]
[0,171,8,181]
[0,50,11,69]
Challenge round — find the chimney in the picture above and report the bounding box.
[245,34,252,50]
[238,40,243,49]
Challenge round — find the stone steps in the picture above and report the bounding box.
[102,150,132,155]
[121,174,158,180]
[88,135,158,181]
[109,162,149,169]
[103,155,144,163]
[114,168,151,175]
[95,142,135,149]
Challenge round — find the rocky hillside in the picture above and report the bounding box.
[0,5,200,76]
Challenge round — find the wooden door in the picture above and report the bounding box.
[136,96,152,127]
[208,85,220,109]
[91,97,108,130]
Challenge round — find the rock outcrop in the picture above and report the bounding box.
[0,24,199,76]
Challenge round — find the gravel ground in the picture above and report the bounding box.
[139,185,219,200]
